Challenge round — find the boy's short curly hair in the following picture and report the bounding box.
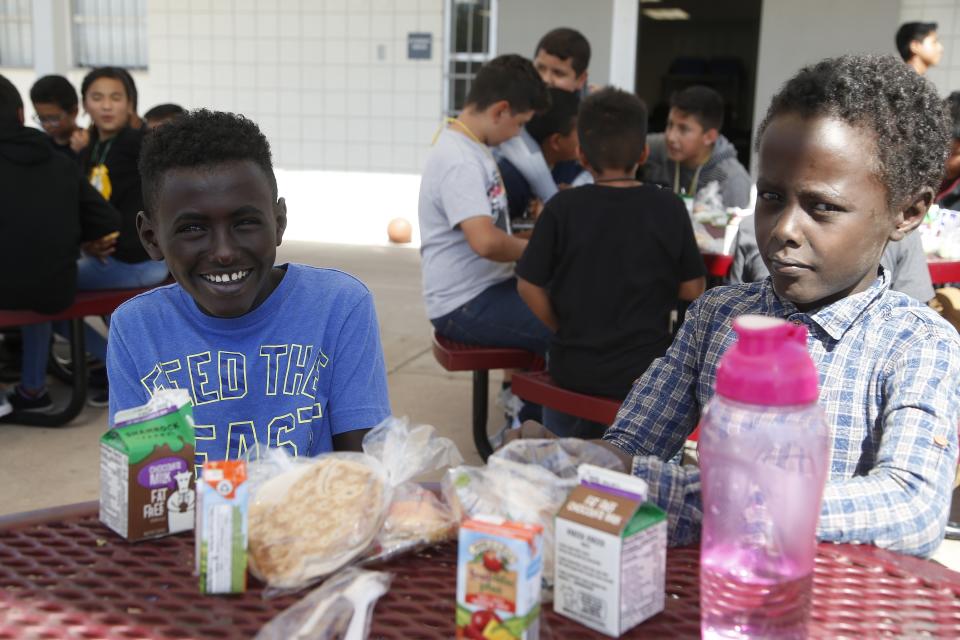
[139,109,277,215]
[578,87,647,173]
[756,54,949,208]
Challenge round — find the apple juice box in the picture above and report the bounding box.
[99,389,196,542]
[456,516,543,640]
[196,459,249,594]
[553,464,666,637]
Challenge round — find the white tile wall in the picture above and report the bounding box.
[902,0,960,95]
[144,0,445,172]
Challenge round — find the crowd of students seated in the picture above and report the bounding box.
[2,20,960,558]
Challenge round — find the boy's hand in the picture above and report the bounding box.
[70,128,90,153]
[82,231,119,262]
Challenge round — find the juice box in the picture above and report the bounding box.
[456,516,543,640]
[554,464,666,637]
[196,459,248,594]
[99,389,196,542]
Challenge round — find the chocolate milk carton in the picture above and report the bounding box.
[100,389,196,541]
[554,464,666,637]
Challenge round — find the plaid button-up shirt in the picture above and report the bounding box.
[603,272,960,556]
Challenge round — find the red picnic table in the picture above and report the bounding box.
[929,258,960,286]
[1,502,959,639]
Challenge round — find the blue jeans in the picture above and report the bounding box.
[542,406,610,439]
[18,257,168,392]
[430,278,551,356]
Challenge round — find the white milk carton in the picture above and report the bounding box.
[554,464,666,637]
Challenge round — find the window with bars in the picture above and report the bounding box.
[0,0,33,67]
[72,0,148,69]
[443,0,497,116]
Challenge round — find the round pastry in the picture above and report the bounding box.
[248,456,387,588]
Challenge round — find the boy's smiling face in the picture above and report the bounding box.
[138,160,287,318]
[755,113,923,311]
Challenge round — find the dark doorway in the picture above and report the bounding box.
[634,0,762,168]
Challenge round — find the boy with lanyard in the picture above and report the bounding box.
[515,88,705,438]
[512,55,960,558]
[419,55,551,355]
[642,85,751,210]
[107,110,391,472]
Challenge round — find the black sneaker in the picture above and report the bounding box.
[7,387,54,413]
[87,388,109,408]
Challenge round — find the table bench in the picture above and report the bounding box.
[431,334,541,460]
[0,286,160,427]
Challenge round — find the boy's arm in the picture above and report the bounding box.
[78,175,121,242]
[517,278,558,332]
[817,332,960,557]
[327,291,391,454]
[603,293,705,458]
[459,216,528,262]
[498,133,559,202]
[678,277,706,301]
[106,311,151,426]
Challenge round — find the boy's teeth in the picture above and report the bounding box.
[204,270,249,283]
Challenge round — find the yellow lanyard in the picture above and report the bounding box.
[673,152,709,197]
[433,117,511,232]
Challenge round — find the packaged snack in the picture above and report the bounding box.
[554,465,666,637]
[196,459,248,594]
[247,450,389,593]
[99,389,196,542]
[360,417,462,563]
[443,439,625,599]
[457,516,543,640]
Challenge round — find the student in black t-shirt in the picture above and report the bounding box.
[516,88,706,438]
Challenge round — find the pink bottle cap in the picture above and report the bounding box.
[715,315,819,406]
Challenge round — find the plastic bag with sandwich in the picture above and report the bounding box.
[442,438,626,599]
[246,446,391,595]
[360,416,463,563]
[245,416,462,594]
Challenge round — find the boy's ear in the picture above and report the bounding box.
[489,100,512,121]
[702,127,719,147]
[575,145,595,174]
[575,70,588,91]
[136,210,166,260]
[637,143,650,167]
[274,197,288,246]
[890,187,934,241]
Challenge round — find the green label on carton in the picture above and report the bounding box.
[102,402,194,464]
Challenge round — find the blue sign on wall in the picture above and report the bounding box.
[408,32,432,60]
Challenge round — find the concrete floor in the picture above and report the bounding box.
[1,239,958,570]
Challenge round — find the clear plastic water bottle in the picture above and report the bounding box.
[699,315,829,639]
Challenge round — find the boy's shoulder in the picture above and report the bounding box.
[550,182,682,212]
[288,263,373,299]
[112,279,181,320]
[878,289,960,345]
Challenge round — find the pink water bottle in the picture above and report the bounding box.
[699,315,829,639]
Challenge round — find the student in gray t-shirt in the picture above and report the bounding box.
[418,55,552,355]
[730,213,934,302]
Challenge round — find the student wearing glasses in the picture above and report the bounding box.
[29,75,86,161]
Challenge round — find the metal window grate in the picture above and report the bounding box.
[443,0,497,116]
[72,0,148,69]
[0,0,33,67]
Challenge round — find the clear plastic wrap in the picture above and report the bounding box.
[360,417,463,563]
[246,448,391,595]
[442,438,626,599]
[254,568,392,640]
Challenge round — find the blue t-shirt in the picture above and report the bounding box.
[107,263,391,470]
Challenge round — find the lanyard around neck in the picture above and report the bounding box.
[90,136,115,167]
[673,152,710,196]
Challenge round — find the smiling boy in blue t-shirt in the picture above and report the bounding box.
[107,110,390,471]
